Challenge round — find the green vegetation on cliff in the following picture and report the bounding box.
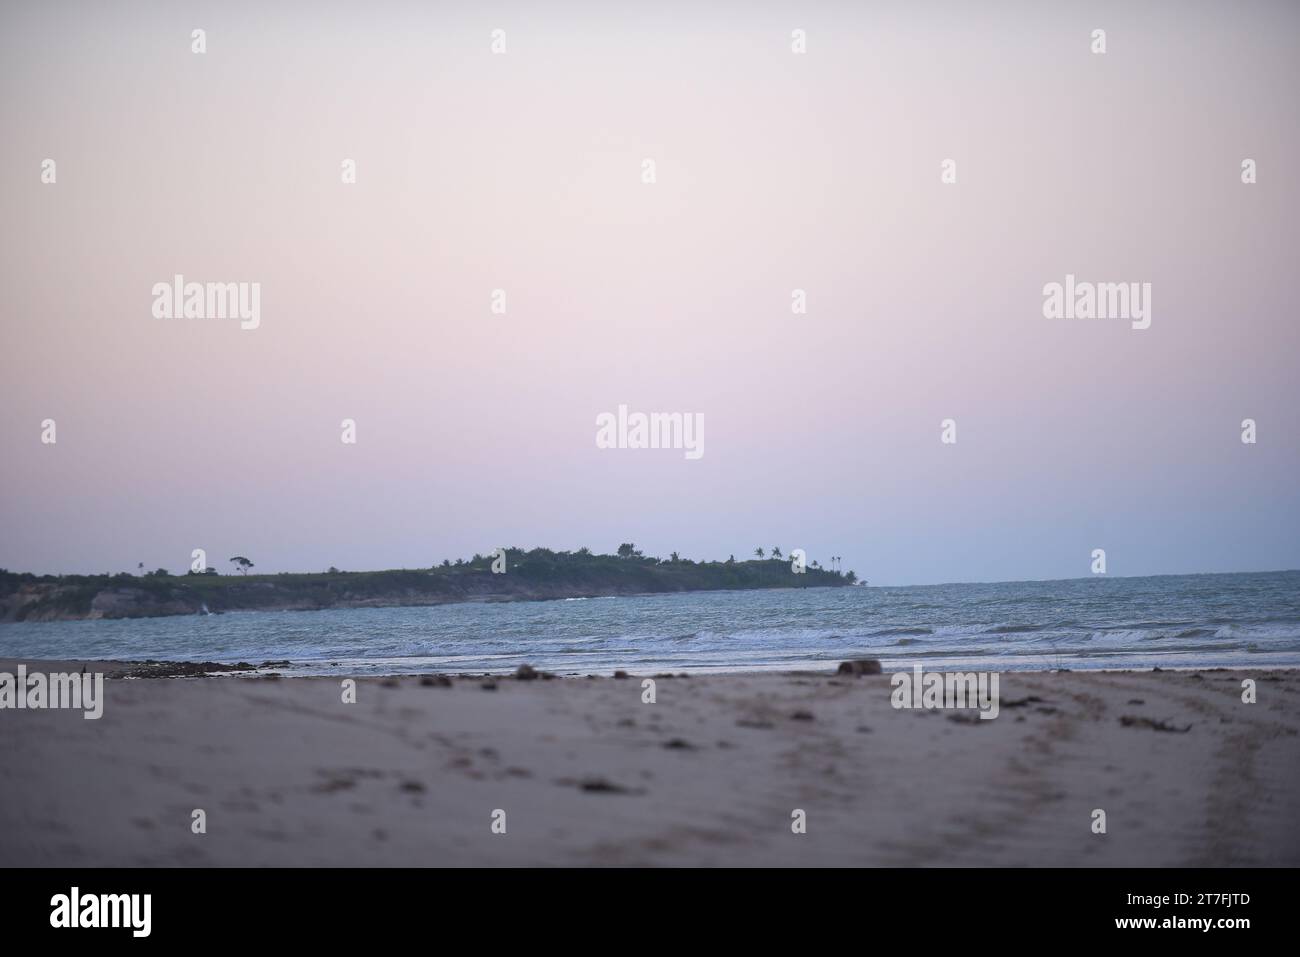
[0,546,858,622]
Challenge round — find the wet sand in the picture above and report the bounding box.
[1,662,1297,866]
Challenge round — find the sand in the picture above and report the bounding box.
[1,662,1297,866]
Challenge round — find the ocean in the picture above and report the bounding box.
[1,570,1297,675]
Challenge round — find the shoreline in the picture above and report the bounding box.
[2,662,1297,866]
[6,657,1300,680]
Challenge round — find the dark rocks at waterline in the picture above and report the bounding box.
[836,658,882,676]
[119,660,258,679]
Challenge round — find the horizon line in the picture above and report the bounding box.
[4,559,1296,593]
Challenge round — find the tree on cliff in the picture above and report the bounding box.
[229,556,255,575]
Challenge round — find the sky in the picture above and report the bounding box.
[1,0,1297,585]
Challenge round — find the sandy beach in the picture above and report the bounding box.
[1,662,1297,867]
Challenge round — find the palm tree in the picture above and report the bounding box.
[754,547,764,559]
[772,546,782,559]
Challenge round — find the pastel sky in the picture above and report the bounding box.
[2,0,1297,585]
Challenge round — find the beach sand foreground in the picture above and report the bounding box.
[1,664,1297,866]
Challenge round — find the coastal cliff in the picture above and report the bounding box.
[0,548,856,622]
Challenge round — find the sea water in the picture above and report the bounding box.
[1,571,1297,675]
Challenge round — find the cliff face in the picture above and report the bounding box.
[0,583,189,622]
[0,557,856,622]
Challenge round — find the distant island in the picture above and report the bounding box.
[0,545,858,622]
